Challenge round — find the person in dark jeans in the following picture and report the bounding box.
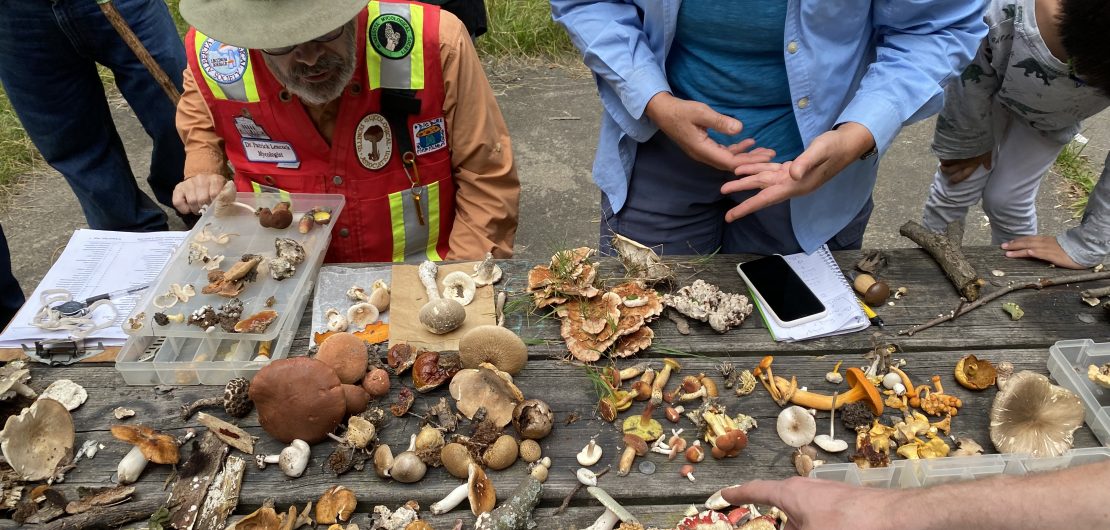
[0,0,187,232]
[0,225,24,330]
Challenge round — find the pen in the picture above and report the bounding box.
[856,297,885,328]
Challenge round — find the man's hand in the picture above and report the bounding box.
[939,152,992,184]
[644,92,775,171]
[721,122,875,222]
[173,173,227,215]
[722,478,901,530]
[1001,236,1085,269]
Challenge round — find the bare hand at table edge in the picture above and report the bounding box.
[1002,235,1085,269]
[721,122,875,222]
[173,173,228,215]
[644,91,776,172]
[722,459,1110,530]
[939,151,993,184]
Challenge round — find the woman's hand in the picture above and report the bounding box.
[644,92,775,171]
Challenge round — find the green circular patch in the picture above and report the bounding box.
[369,14,415,60]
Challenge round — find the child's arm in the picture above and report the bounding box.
[1058,157,1110,267]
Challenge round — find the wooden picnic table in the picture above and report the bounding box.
[8,247,1109,529]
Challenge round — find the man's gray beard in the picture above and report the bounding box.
[265,23,357,106]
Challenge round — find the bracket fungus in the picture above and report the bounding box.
[234,310,279,333]
[459,325,528,375]
[662,279,753,333]
[249,357,347,444]
[525,247,600,308]
[989,371,1084,457]
[38,379,87,411]
[0,398,74,481]
[111,424,178,484]
[955,354,997,390]
[449,363,524,427]
[418,260,467,334]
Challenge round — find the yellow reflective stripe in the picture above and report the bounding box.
[250,181,261,193]
[388,191,406,263]
[248,180,290,202]
[424,182,441,261]
[408,4,425,90]
[365,1,383,90]
[194,34,229,101]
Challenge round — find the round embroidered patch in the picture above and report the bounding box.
[199,38,248,84]
[354,113,392,170]
[369,13,414,60]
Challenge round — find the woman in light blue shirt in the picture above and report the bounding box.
[551,0,986,256]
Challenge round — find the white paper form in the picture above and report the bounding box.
[0,229,186,347]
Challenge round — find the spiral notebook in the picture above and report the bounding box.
[747,245,870,342]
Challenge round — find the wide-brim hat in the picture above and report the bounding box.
[179,0,367,50]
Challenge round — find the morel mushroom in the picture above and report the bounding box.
[181,377,252,419]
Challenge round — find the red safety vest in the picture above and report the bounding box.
[185,0,455,263]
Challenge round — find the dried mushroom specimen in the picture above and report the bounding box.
[1088,363,1110,388]
[257,201,293,229]
[990,371,1084,457]
[611,233,675,285]
[234,310,278,333]
[955,354,997,390]
[526,247,600,308]
[0,398,74,481]
[202,254,262,297]
[663,279,753,333]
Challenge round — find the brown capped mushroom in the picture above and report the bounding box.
[468,463,497,515]
[316,332,369,385]
[989,371,1084,457]
[518,439,542,463]
[449,364,525,427]
[257,201,293,229]
[955,354,997,390]
[852,273,890,306]
[316,485,357,524]
[362,368,391,399]
[441,443,474,479]
[342,384,370,416]
[483,434,519,470]
[0,398,74,481]
[249,357,346,444]
[459,325,528,375]
[512,399,554,440]
[111,424,178,484]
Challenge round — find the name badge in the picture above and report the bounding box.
[242,139,299,164]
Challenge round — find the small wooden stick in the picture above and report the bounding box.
[553,466,610,515]
[43,497,164,530]
[1080,285,1110,299]
[901,270,1110,336]
[900,221,985,301]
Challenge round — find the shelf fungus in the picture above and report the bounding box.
[990,371,1084,457]
[611,233,675,285]
[411,350,461,393]
[203,254,263,297]
[557,282,663,362]
[955,354,997,390]
[662,279,753,333]
[525,247,600,308]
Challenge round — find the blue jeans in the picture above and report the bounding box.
[0,0,186,231]
[0,224,24,329]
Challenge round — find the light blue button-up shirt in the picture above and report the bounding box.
[551,0,987,252]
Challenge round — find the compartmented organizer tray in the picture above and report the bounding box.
[809,447,1110,488]
[116,192,344,385]
[1047,338,1110,446]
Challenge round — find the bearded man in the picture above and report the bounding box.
[173,0,519,262]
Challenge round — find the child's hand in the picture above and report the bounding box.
[1002,236,1085,269]
[939,152,992,184]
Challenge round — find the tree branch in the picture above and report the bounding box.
[899,220,985,301]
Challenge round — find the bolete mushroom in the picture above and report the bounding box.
[853,273,890,306]
[449,363,524,427]
[776,406,817,448]
[417,260,466,334]
[617,433,649,476]
[362,368,391,399]
[111,424,178,485]
[342,384,370,415]
[249,357,347,444]
[955,354,997,390]
[513,399,554,440]
[0,398,74,481]
[181,377,252,419]
[459,325,529,375]
[989,370,1084,457]
[316,332,370,385]
[255,439,310,478]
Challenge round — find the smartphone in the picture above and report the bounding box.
[736,255,827,328]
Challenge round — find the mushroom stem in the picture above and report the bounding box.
[677,387,707,403]
[431,482,469,515]
[618,363,650,381]
[652,359,680,398]
[255,453,280,469]
[582,509,620,530]
[116,445,148,485]
[180,397,221,420]
[418,261,443,301]
[586,487,638,524]
[772,371,882,415]
[617,446,636,476]
[8,382,36,398]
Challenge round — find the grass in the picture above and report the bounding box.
[477,0,576,59]
[0,85,39,190]
[1053,139,1099,218]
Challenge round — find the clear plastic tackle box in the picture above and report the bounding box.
[1047,338,1110,447]
[115,192,345,385]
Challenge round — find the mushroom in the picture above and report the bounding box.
[326,308,349,333]
[369,279,391,312]
[0,364,36,400]
[431,482,470,516]
[776,406,817,448]
[234,499,283,530]
[316,332,369,385]
[955,354,997,390]
[0,398,74,481]
[772,367,884,415]
[417,261,466,334]
[347,302,380,331]
[685,441,705,463]
[442,271,477,306]
[111,424,178,484]
[342,384,370,416]
[411,350,461,393]
[586,486,639,526]
[249,357,347,444]
[519,439,542,463]
[793,445,824,476]
[459,325,528,375]
[662,279,753,333]
[341,416,377,449]
[441,442,475,479]
[347,286,370,303]
[257,201,293,229]
[38,379,87,411]
[362,368,391,399]
[387,343,419,374]
[812,394,848,453]
[825,361,844,384]
[680,464,696,482]
[254,439,310,478]
[372,444,394,478]
[953,437,985,457]
[576,439,603,466]
[181,377,252,419]
[316,485,357,524]
[617,433,649,476]
[484,434,519,471]
[652,358,682,404]
[233,310,278,333]
[390,435,427,483]
[472,253,503,286]
[211,180,252,217]
[467,463,497,515]
[449,364,524,427]
[513,399,554,440]
[989,371,1085,457]
[852,273,890,306]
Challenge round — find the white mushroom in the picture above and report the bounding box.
[326,308,349,333]
[0,365,37,400]
[583,509,620,530]
[442,271,477,306]
[812,395,848,453]
[202,255,225,271]
[347,303,379,330]
[777,406,817,448]
[576,468,598,486]
[0,398,74,481]
[38,379,87,411]
[431,482,470,515]
[417,261,466,334]
[347,286,370,302]
[576,439,603,466]
[472,253,503,287]
[255,439,310,478]
[368,279,391,312]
